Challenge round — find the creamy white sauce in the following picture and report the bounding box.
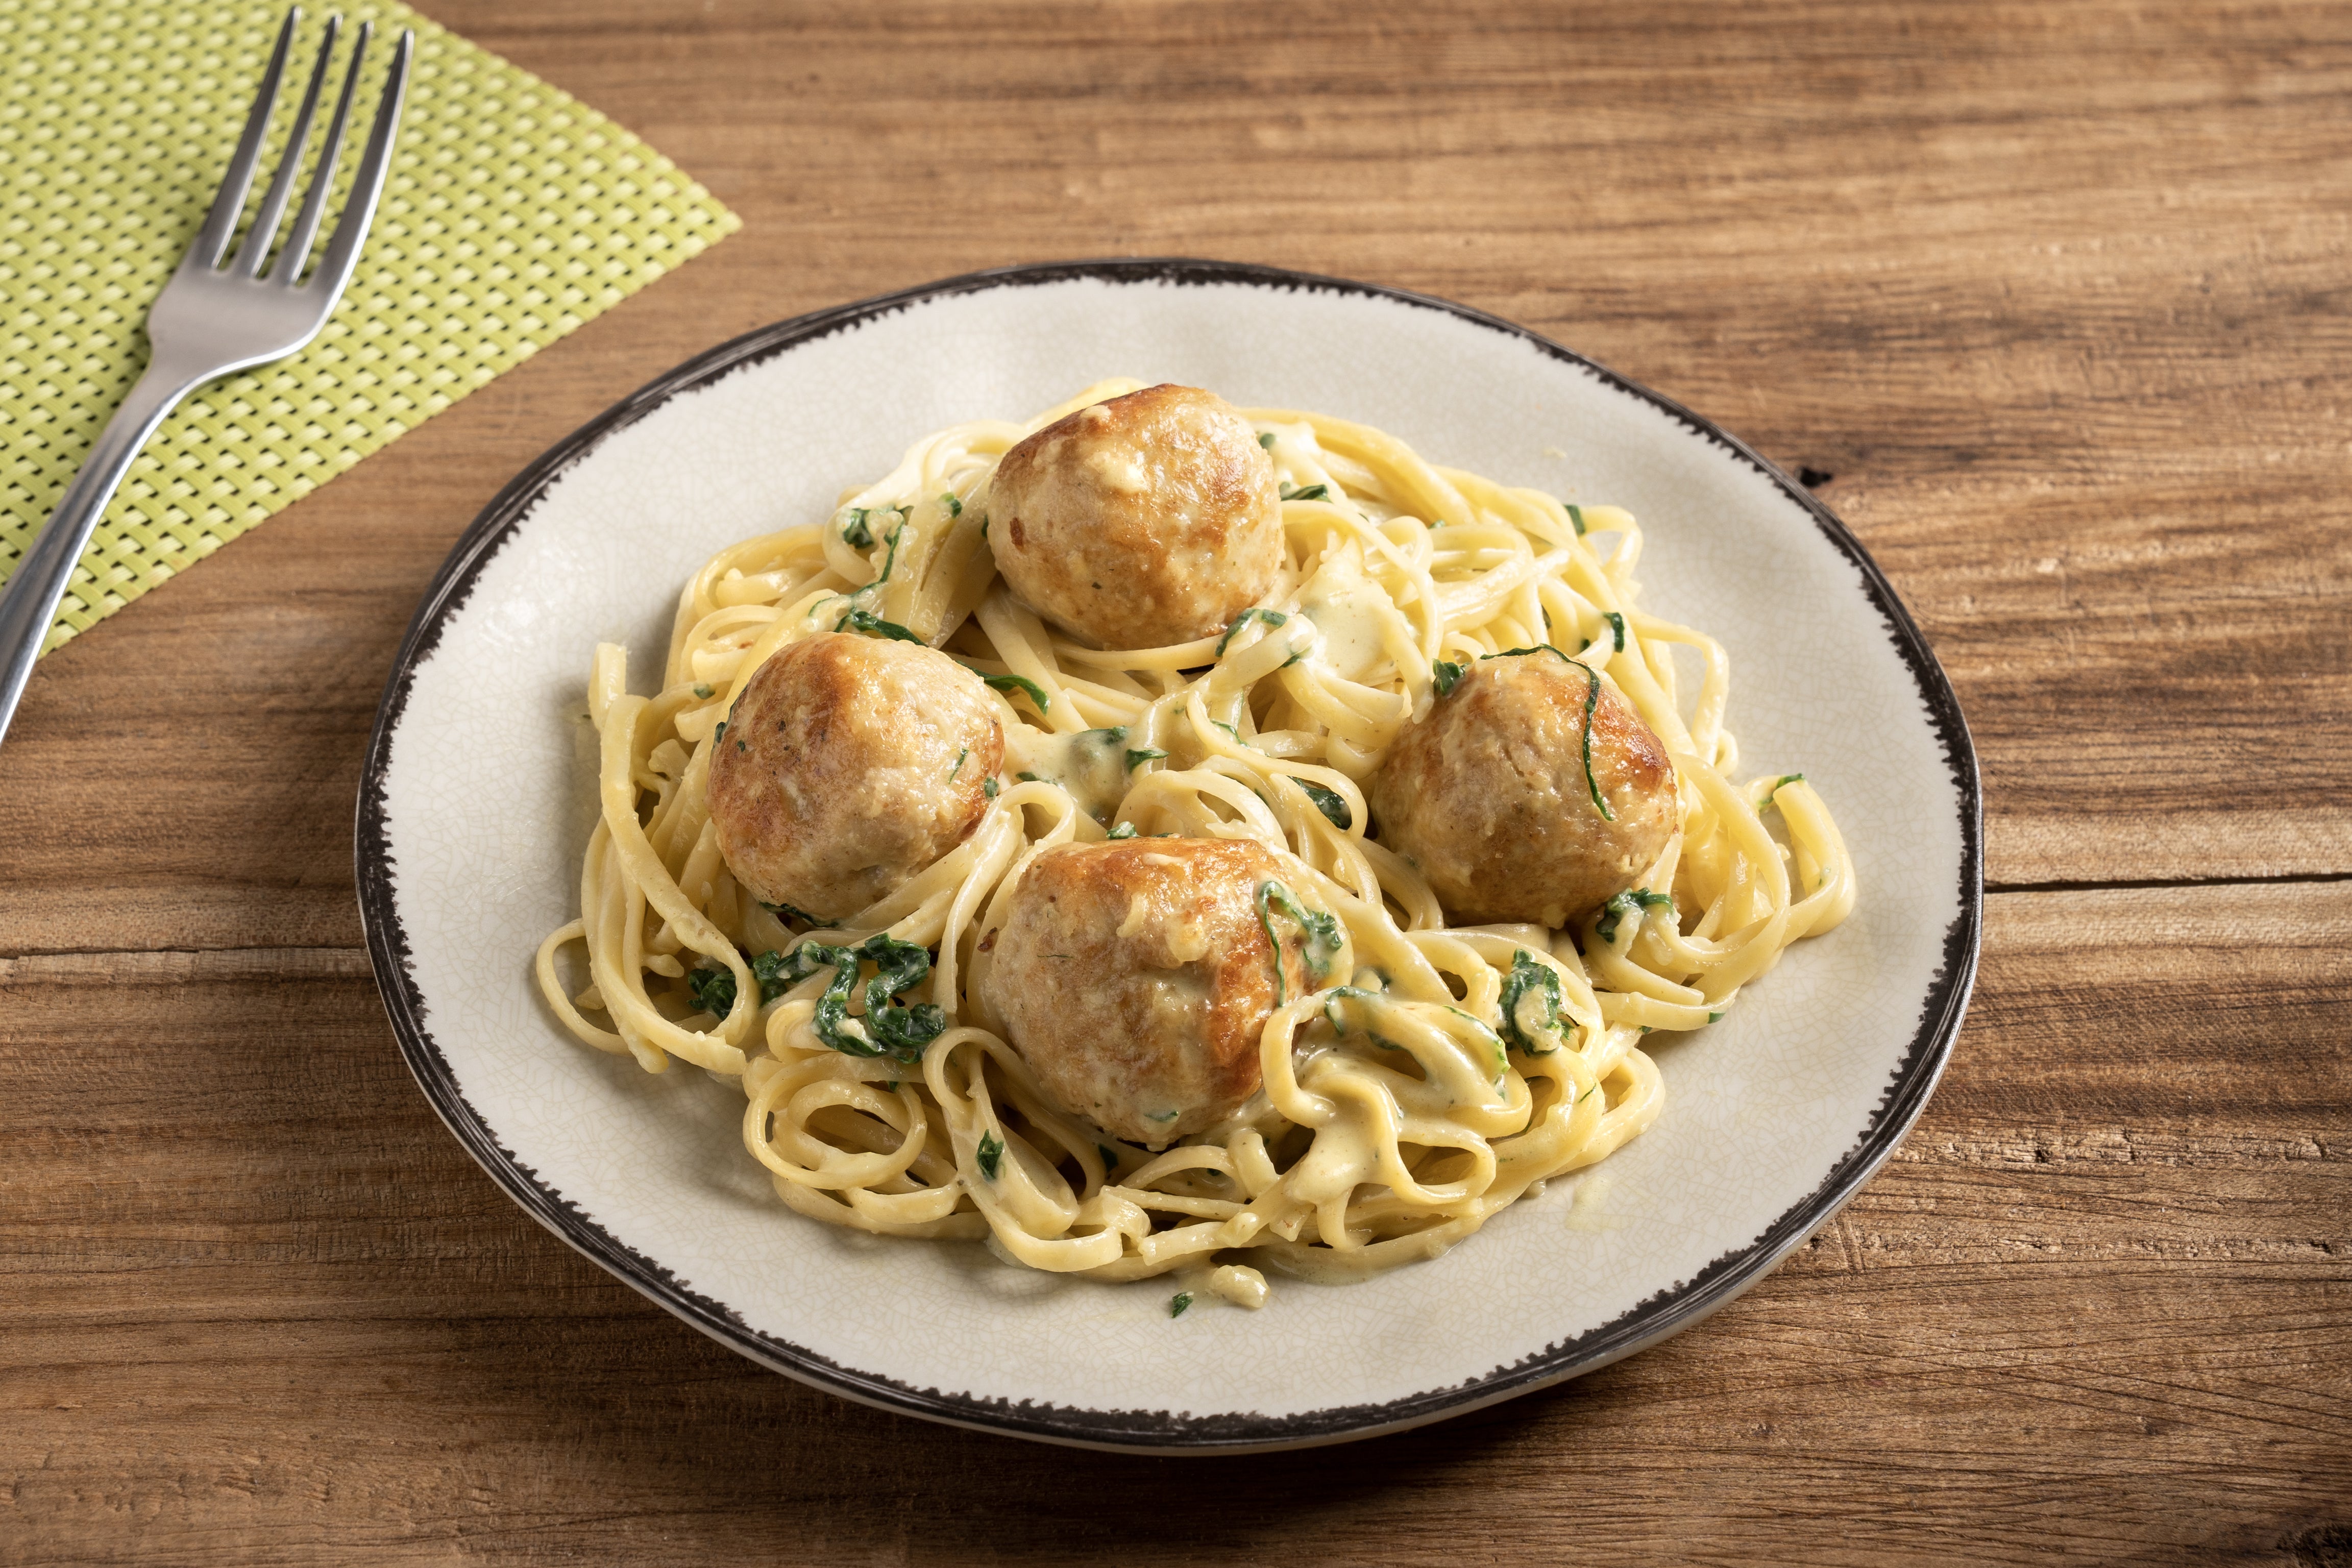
[1001,724,1132,821]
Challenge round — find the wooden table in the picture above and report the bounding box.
[5,3,2346,1561]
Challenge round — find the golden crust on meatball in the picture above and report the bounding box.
[980,837,1328,1146]
[1368,653,1678,927]
[707,633,1002,921]
[987,384,1285,650]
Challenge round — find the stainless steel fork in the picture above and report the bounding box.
[0,8,413,748]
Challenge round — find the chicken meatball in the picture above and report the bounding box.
[707,632,1002,921]
[980,838,1338,1146]
[1369,652,1678,927]
[987,384,1285,650]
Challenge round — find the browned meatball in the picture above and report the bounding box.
[1369,652,1678,927]
[987,384,1285,649]
[980,838,1337,1146]
[707,633,1002,921]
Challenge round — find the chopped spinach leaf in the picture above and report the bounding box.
[835,607,924,644]
[784,934,950,1065]
[1215,607,1290,657]
[1126,747,1168,771]
[1107,822,1138,840]
[983,777,999,799]
[976,1130,1004,1181]
[1431,659,1467,697]
[1169,1291,1193,1317]
[1016,771,1043,782]
[1254,880,1344,1006]
[1098,1144,1122,1170]
[941,492,963,517]
[1498,950,1563,1055]
[978,670,1051,713]
[1295,778,1351,830]
[1596,888,1676,944]
[841,508,874,549]
[1773,772,1805,794]
[1605,611,1625,652]
[761,900,825,928]
[686,964,736,1016]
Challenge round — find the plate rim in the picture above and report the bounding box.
[355,256,1982,1454]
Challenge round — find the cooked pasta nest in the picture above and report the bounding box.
[536,380,1855,1308]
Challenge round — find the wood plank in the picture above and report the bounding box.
[3,884,2344,1563]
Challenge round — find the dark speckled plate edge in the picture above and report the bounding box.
[355,258,1981,1455]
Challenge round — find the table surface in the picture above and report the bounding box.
[5,2,2347,1563]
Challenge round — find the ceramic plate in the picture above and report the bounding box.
[357,259,1979,1453]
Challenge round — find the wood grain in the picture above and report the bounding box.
[2,0,2347,1562]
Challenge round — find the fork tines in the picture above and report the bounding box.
[189,7,414,289]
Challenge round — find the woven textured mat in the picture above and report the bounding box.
[1,0,740,651]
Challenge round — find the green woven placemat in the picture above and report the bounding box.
[1,0,740,651]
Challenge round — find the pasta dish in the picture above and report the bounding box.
[535,380,1853,1311]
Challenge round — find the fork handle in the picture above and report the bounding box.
[0,357,207,749]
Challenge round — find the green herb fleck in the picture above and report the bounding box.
[1773,773,1806,794]
[836,607,924,644]
[1254,880,1344,1006]
[982,777,999,799]
[842,509,874,549]
[693,683,714,699]
[748,949,794,1003]
[1016,771,1043,782]
[941,492,963,517]
[1568,503,1587,536]
[1605,611,1625,652]
[1295,778,1351,830]
[1498,950,1563,1055]
[1708,1011,1724,1023]
[1280,482,1330,503]
[950,747,967,779]
[760,901,825,928]
[1431,659,1466,697]
[1107,822,1138,840]
[1098,1144,1122,1170]
[1597,888,1676,944]
[735,738,748,753]
[976,1130,1004,1181]
[1126,747,1168,771]
[1257,431,1277,450]
[978,670,1051,713]
[687,965,737,1016]
[1169,1291,1193,1317]
[1215,607,1290,657]
[780,934,950,1064]
[713,720,727,743]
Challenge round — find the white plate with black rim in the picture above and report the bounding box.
[357,258,1979,1454]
